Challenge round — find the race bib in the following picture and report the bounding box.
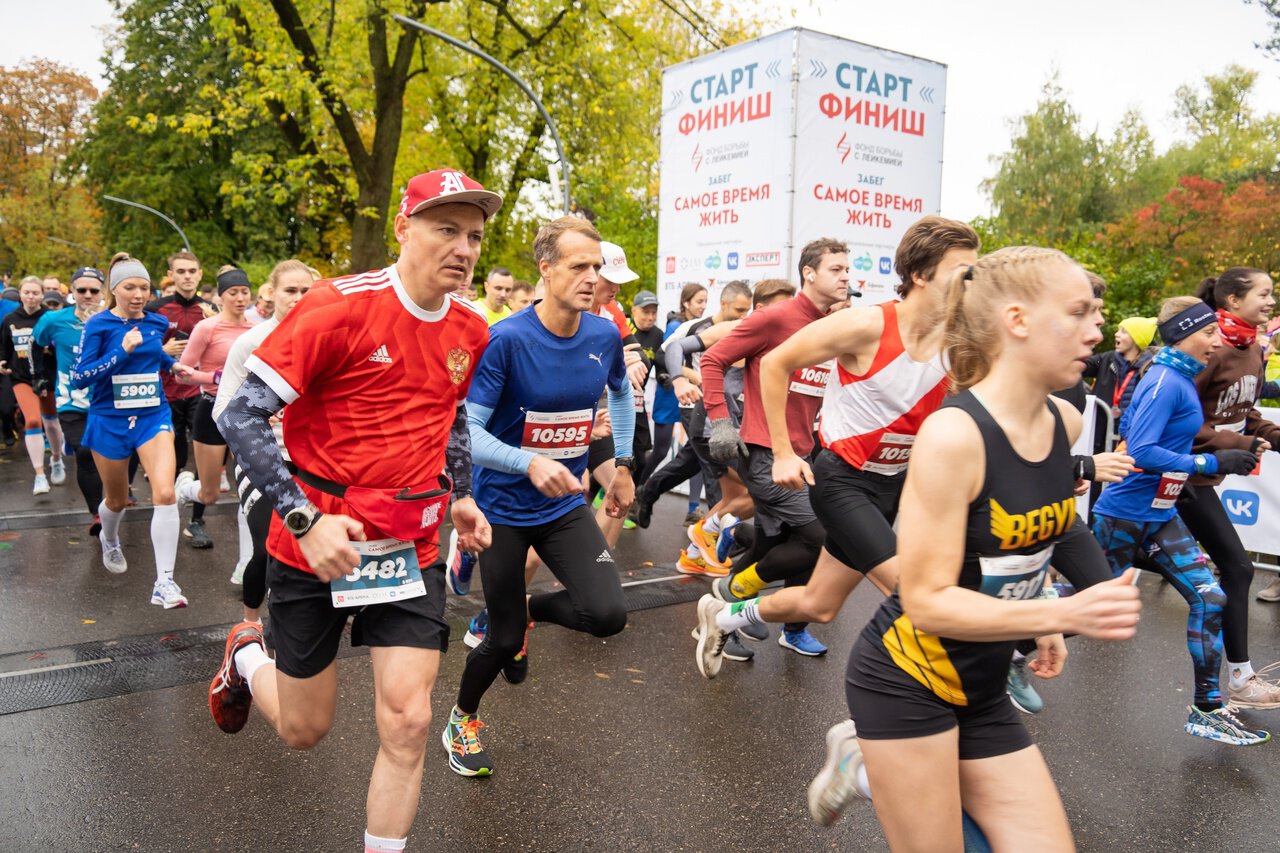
[977,545,1053,600]
[1152,471,1188,509]
[861,433,915,476]
[521,408,593,460]
[330,538,425,608]
[112,372,161,409]
[789,360,833,398]
[12,328,31,359]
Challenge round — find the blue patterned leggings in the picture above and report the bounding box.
[1091,513,1225,706]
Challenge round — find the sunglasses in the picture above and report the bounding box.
[76,287,102,295]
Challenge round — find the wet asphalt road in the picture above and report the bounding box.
[2,446,1280,851]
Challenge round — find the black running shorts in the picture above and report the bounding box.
[191,393,226,446]
[266,557,448,679]
[846,642,1032,761]
[739,443,816,536]
[809,449,902,574]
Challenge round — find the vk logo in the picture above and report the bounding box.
[879,256,892,275]
[1222,490,1260,526]
[727,252,739,270]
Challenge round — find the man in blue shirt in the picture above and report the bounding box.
[442,216,636,778]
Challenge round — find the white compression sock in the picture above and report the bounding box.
[98,499,125,544]
[716,599,763,632]
[1229,661,1255,690]
[233,642,272,694]
[363,831,407,852]
[686,542,702,559]
[702,513,722,535]
[236,504,253,567]
[151,504,179,582]
[856,763,872,800]
[176,477,202,504]
[24,429,45,471]
[42,416,65,461]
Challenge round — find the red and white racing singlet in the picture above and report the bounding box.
[818,302,949,476]
[521,408,593,460]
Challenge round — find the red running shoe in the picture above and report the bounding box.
[209,621,264,734]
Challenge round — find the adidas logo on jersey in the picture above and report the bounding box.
[596,550,613,563]
[367,344,393,364]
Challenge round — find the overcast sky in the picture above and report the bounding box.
[5,0,1279,220]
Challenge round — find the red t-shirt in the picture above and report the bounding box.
[701,292,827,456]
[246,265,489,571]
[596,301,631,340]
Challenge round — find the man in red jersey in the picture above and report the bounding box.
[211,169,499,853]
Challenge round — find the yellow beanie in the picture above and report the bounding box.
[1119,316,1157,350]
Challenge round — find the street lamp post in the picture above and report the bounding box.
[102,195,192,251]
[391,14,573,215]
[46,237,97,262]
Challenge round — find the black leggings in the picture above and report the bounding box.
[232,462,272,610]
[638,422,675,485]
[456,504,627,714]
[733,518,823,632]
[1178,484,1253,663]
[59,412,102,516]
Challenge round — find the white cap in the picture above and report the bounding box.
[600,241,639,284]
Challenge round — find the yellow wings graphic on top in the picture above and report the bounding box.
[990,498,1018,550]
[990,497,1075,550]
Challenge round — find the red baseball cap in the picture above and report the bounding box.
[398,169,504,220]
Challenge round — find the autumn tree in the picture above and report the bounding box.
[0,60,101,276]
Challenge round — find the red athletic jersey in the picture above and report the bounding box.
[596,301,631,340]
[246,265,489,571]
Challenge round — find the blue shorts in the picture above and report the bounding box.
[83,408,173,460]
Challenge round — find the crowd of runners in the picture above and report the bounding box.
[6,166,1280,852]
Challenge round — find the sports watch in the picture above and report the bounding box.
[284,504,323,539]
[1193,454,1209,475]
[614,456,636,472]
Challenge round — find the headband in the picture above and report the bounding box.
[217,268,251,295]
[109,260,151,290]
[1158,301,1216,345]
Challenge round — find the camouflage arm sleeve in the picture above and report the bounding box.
[446,402,473,502]
[218,373,308,517]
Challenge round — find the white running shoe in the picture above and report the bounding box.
[49,459,67,486]
[99,533,128,575]
[808,719,868,826]
[151,579,189,609]
[694,595,729,679]
[230,560,247,585]
[175,471,196,508]
[32,474,50,495]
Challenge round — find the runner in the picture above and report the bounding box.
[71,256,195,607]
[210,168,499,853]
[508,280,535,313]
[1091,295,1267,745]
[693,239,854,662]
[0,275,67,495]
[174,267,255,550]
[480,267,514,325]
[147,252,212,477]
[628,289,663,481]
[697,221,981,683]
[213,259,316,611]
[830,246,1141,850]
[443,215,633,778]
[32,266,108,532]
[1176,267,1280,708]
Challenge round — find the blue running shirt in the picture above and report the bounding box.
[468,307,626,526]
[72,310,175,419]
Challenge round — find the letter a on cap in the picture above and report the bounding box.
[440,171,467,194]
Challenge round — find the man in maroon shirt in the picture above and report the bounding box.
[146,250,213,480]
[701,238,850,655]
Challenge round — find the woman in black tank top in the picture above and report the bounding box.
[844,248,1143,852]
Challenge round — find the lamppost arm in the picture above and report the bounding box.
[392,14,572,215]
[46,237,97,261]
[102,195,191,251]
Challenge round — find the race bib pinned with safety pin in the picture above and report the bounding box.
[330,539,426,608]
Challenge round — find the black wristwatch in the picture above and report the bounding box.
[614,456,636,472]
[284,504,323,539]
